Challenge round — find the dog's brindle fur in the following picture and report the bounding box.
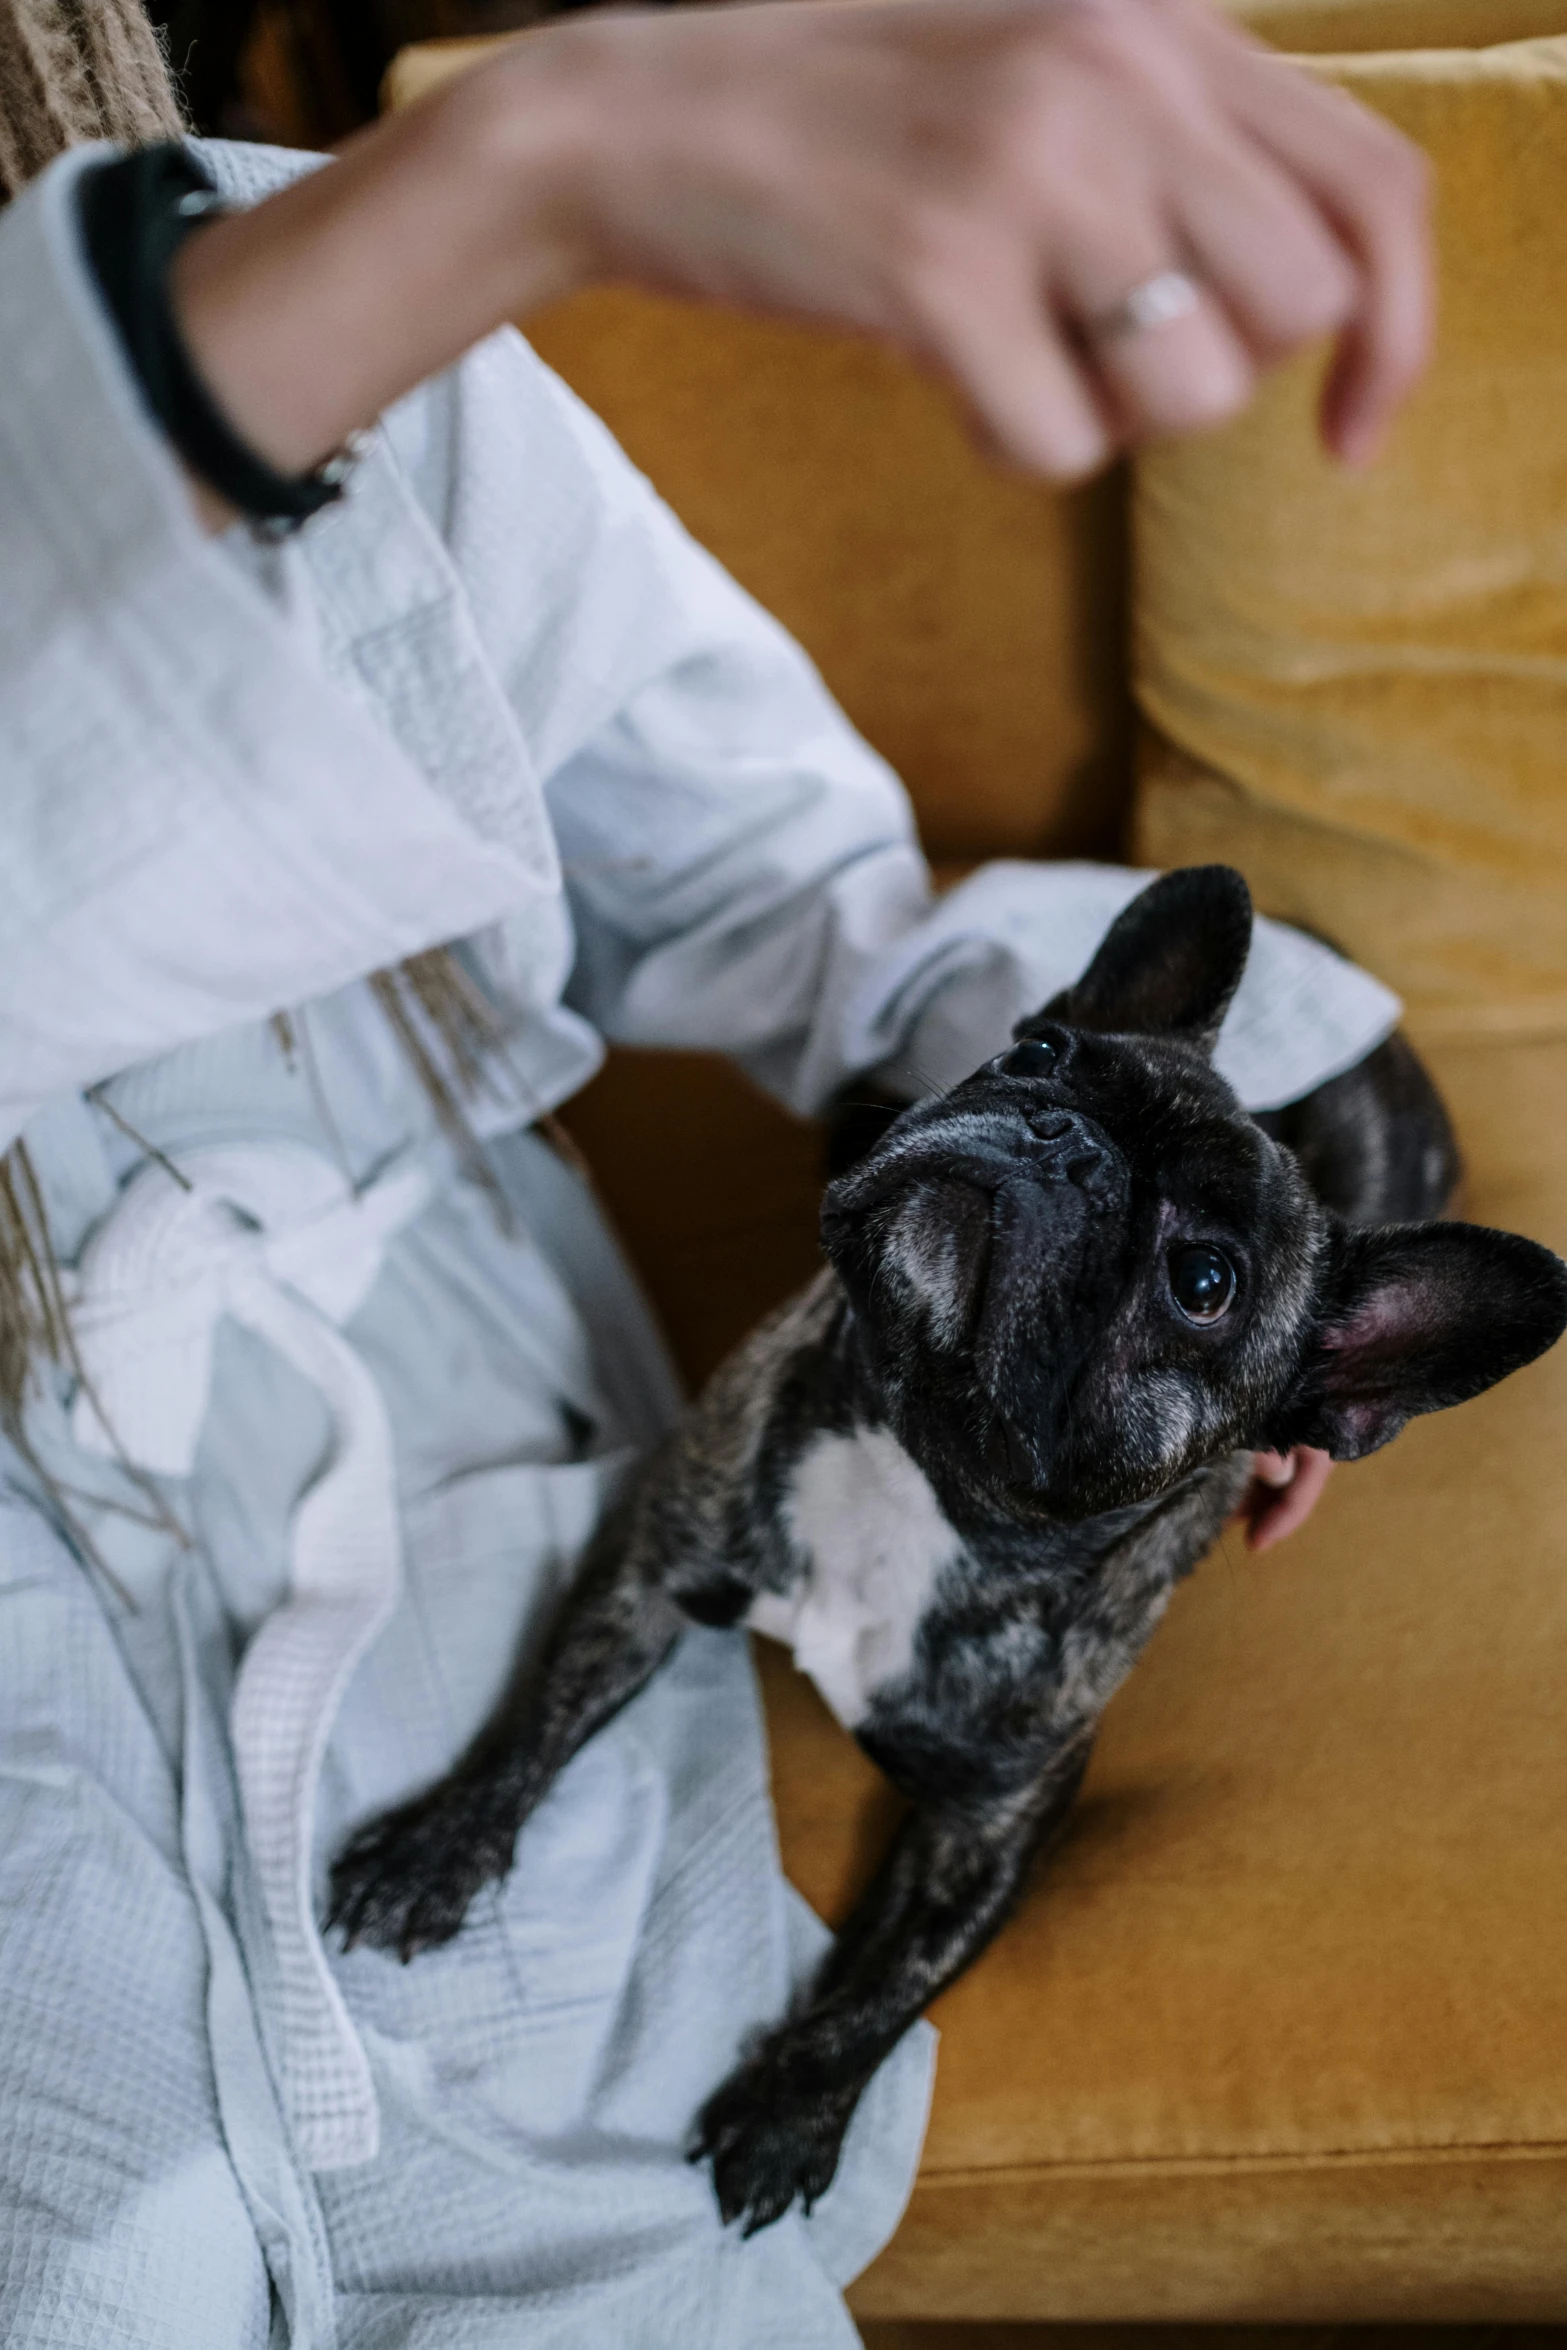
[330,868,1567,2235]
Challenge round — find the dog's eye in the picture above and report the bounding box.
[1005,1038,1058,1079]
[1168,1243,1237,1325]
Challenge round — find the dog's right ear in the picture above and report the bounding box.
[1019,866,1253,1055]
[1270,1221,1567,1461]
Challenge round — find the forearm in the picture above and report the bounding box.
[170,45,595,486]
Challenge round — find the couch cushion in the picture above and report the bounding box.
[521,297,1132,868]
[555,1047,824,1389]
[1134,28,1567,1047]
[1236,0,1567,50]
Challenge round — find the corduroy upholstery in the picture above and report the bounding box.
[1135,31,1567,1045]
[388,13,1567,2317]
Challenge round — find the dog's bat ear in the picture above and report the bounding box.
[1018,866,1253,1053]
[1271,1222,1567,1461]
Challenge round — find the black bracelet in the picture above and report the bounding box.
[78,143,352,534]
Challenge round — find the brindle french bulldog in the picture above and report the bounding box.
[330,865,1567,2235]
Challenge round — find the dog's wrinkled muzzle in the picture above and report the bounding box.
[824,1106,1131,1485]
[824,1104,1123,1228]
[966,1116,1129,1471]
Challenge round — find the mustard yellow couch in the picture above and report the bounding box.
[389,11,1567,2322]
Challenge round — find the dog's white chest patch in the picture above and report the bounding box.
[746,1426,964,1729]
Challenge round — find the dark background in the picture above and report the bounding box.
[145,0,611,148]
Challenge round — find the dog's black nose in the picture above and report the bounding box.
[1023,1109,1125,1208]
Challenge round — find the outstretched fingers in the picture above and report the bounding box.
[1189,8,1434,462]
[858,0,1433,474]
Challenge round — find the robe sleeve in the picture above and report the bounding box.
[0,145,555,1155]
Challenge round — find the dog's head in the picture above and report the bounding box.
[822,866,1567,1520]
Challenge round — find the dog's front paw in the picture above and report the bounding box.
[691,2059,859,2235]
[327,1779,516,1962]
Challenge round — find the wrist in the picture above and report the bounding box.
[457,28,610,297]
[169,40,601,485]
[409,31,611,330]
[81,147,356,536]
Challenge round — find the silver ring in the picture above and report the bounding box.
[1088,268,1202,343]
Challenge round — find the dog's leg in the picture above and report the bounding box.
[693,1733,1093,2233]
[328,1542,684,1961]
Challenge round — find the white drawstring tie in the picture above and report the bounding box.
[64,1140,433,2168]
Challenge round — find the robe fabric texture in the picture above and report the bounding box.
[0,137,1401,2350]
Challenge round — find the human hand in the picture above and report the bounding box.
[172,0,1432,504]
[522,0,1433,478]
[1237,1444,1334,1551]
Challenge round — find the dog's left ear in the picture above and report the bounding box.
[1019,865,1253,1056]
[1272,1222,1567,1461]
